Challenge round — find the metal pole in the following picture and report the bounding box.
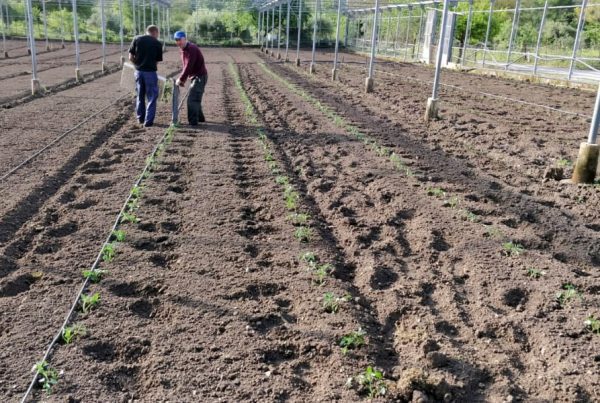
[143,0,146,29]
[415,5,425,59]
[332,0,342,79]
[296,0,302,65]
[119,0,124,65]
[42,0,49,50]
[277,3,282,58]
[271,7,275,52]
[532,0,548,75]
[482,0,495,67]
[344,14,349,47]
[588,83,600,144]
[132,0,136,35]
[285,1,290,60]
[505,0,521,69]
[568,0,588,80]
[72,0,80,81]
[461,0,473,65]
[310,0,319,73]
[150,0,154,26]
[403,5,412,61]
[365,0,380,92]
[1,0,6,57]
[25,0,40,93]
[100,0,106,72]
[257,9,261,45]
[172,78,179,125]
[393,8,401,56]
[432,0,449,100]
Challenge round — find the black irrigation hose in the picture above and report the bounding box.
[0,92,130,183]
[20,88,189,402]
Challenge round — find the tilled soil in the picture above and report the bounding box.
[0,48,599,402]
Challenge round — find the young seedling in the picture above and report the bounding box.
[288,212,310,225]
[80,292,101,314]
[121,212,140,224]
[556,283,582,307]
[130,185,142,199]
[264,152,274,162]
[340,328,367,354]
[556,158,572,168]
[323,292,352,313]
[82,269,108,283]
[445,196,459,209]
[484,225,503,239]
[464,210,479,223]
[294,226,313,243]
[275,175,289,186]
[427,187,446,198]
[61,324,87,344]
[112,229,126,242]
[127,198,139,212]
[346,366,387,398]
[101,243,116,263]
[299,251,317,267]
[526,267,544,279]
[34,361,58,395]
[502,241,525,257]
[313,263,333,286]
[584,315,600,334]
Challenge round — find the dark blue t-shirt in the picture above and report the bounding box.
[128,35,163,72]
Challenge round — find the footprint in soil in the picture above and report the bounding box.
[86,180,114,190]
[109,281,162,298]
[434,320,459,337]
[261,344,298,364]
[58,190,77,204]
[0,273,38,297]
[225,283,283,300]
[34,240,61,254]
[128,298,160,319]
[102,365,140,392]
[250,314,285,333]
[149,253,177,268]
[370,266,399,290]
[132,235,171,251]
[82,340,116,362]
[503,288,528,308]
[46,221,78,238]
[70,198,98,209]
[0,255,19,278]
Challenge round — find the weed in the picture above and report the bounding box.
[299,251,317,266]
[427,187,446,198]
[34,361,58,394]
[288,212,310,225]
[275,175,289,186]
[526,267,544,279]
[556,283,582,307]
[121,212,140,224]
[112,229,126,242]
[502,241,525,257]
[346,366,387,398]
[80,292,100,314]
[101,243,116,263]
[584,315,600,334]
[294,226,313,243]
[557,158,572,168]
[340,329,366,354]
[82,269,108,283]
[62,324,87,344]
[314,263,333,286]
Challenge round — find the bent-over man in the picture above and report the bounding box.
[174,31,208,126]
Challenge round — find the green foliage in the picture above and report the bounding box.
[313,263,333,286]
[112,229,126,242]
[584,315,600,334]
[557,158,572,167]
[502,241,525,257]
[340,329,366,354]
[82,269,107,283]
[347,366,387,398]
[526,267,544,279]
[299,251,317,265]
[34,361,59,395]
[288,212,310,225]
[62,324,87,344]
[294,226,313,243]
[427,187,446,198]
[101,242,116,263]
[556,283,582,307]
[80,292,101,314]
[323,292,351,313]
[121,211,140,224]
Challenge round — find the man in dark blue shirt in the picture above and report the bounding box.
[128,25,163,127]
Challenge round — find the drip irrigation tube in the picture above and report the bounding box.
[0,93,130,183]
[20,87,189,402]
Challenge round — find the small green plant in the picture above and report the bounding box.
[484,225,503,239]
[288,212,310,225]
[82,269,107,283]
[294,226,313,243]
[61,324,87,344]
[112,229,126,242]
[275,175,289,186]
[284,186,300,210]
[127,198,139,212]
[130,185,142,199]
[340,328,366,354]
[264,152,274,162]
[526,267,544,279]
[323,292,353,313]
[502,241,525,257]
[427,187,446,197]
[121,211,140,224]
[314,263,333,286]
[557,158,572,168]
[101,243,116,263]
[299,251,317,266]
[80,292,101,313]
[34,361,58,394]
[347,366,387,398]
[445,196,459,209]
[584,315,600,334]
[556,283,582,307]
[464,210,479,222]
[267,160,278,172]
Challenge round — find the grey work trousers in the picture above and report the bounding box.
[188,74,207,125]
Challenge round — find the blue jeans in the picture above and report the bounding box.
[135,70,159,125]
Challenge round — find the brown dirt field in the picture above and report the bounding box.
[0,47,599,402]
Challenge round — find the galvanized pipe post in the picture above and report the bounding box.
[42,0,49,50]
[482,0,495,67]
[310,0,319,73]
[172,78,179,125]
[119,0,124,65]
[532,1,549,75]
[461,0,473,65]
[1,0,6,58]
[271,7,275,53]
[132,0,136,35]
[277,3,282,58]
[505,0,521,69]
[332,0,342,80]
[150,0,154,26]
[143,0,146,30]
[72,0,81,81]
[365,0,380,93]
[425,0,450,121]
[415,5,425,59]
[344,13,349,48]
[572,82,600,183]
[393,7,401,57]
[100,0,106,72]
[285,1,290,61]
[25,0,40,94]
[568,0,588,80]
[296,0,302,65]
[403,5,412,61]
[257,9,262,47]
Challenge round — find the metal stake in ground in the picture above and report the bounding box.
[1,0,6,58]
[482,0,495,68]
[100,0,107,72]
[572,83,600,183]
[42,0,49,51]
[505,0,521,70]
[58,0,65,48]
[568,0,588,81]
[132,0,136,35]
[25,0,40,94]
[277,3,282,59]
[72,0,81,81]
[258,9,262,49]
[119,0,124,65]
[296,0,302,66]
[425,0,450,121]
[284,0,290,61]
[365,0,380,93]
[532,0,549,76]
[310,0,319,74]
[332,0,342,80]
[461,0,473,66]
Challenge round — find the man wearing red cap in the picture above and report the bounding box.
[174,31,208,126]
